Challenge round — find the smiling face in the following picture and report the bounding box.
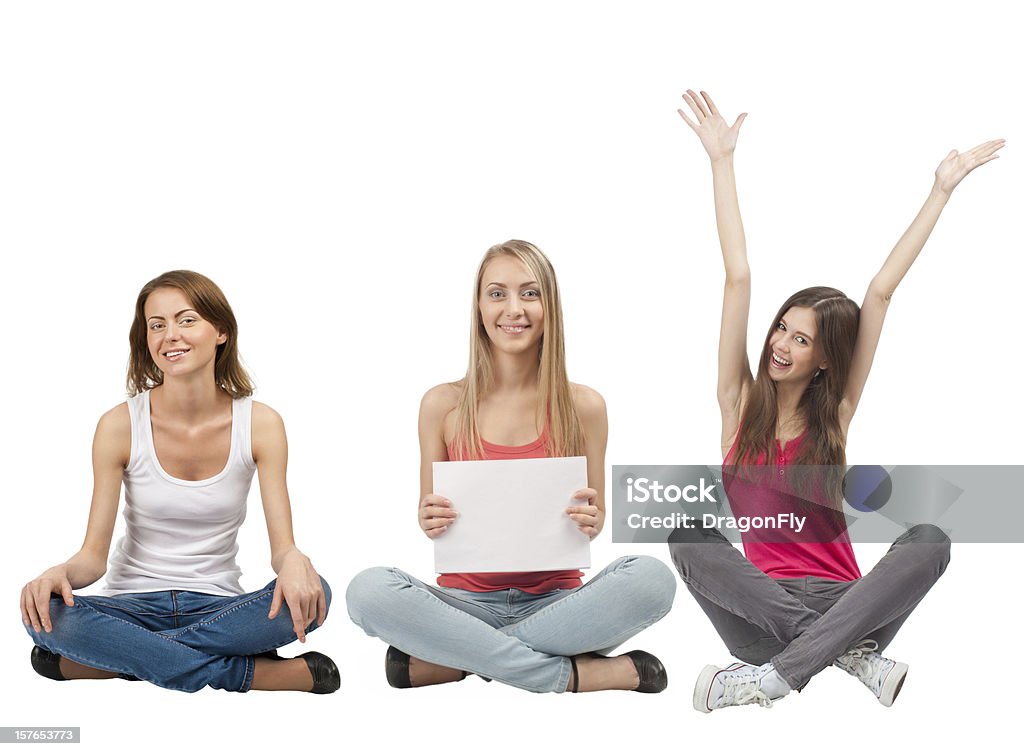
[144,287,227,380]
[766,306,827,383]
[478,254,545,355]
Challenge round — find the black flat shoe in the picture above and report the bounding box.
[298,651,340,694]
[385,646,412,688]
[31,646,65,681]
[384,646,474,688]
[623,650,668,693]
[574,650,668,693]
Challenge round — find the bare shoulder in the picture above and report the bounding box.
[95,402,131,465]
[251,401,287,459]
[571,383,607,423]
[97,402,130,433]
[420,381,462,419]
[252,401,285,432]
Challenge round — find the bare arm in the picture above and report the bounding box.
[417,383,460,538]
[252,402,326,642]
[21,404,129,632]
[678,90,752,446]
[841,140,1005,428]
[566,384,608,539]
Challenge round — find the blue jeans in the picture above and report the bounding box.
[25,577,332,693]
[345,555,675,693]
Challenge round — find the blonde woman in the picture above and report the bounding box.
[21,271,338,693]
[347,241,676,693]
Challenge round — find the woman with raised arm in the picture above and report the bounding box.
[668,90,1002,712]
[347,240,676,694]
[21,270,339,693]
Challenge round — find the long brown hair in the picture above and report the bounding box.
[734,286,859,469]
[127,270,254,398]
[451,241,585,460]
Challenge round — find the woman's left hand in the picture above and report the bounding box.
[268,549,327,643]
[934,139,1005,195]
[566,488,602,539]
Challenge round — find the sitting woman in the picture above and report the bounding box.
[346,240,676,693]
[21,270,338,693]
[669,90,1001,711]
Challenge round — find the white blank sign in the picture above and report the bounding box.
[432,456,591,573]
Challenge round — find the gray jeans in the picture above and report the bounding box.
[667,524,950,689]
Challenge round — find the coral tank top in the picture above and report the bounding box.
[437,432,584,593]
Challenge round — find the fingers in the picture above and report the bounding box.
[700,90,719,115]
[420,493,452,508]
[681,90,708,122]
[967,139,1005,164]
[967,139,1005,157]
[732,112,748,133]
[289,600,307,644]
[566,508,599,523]
[316,591,327,629]
[566,502,600,534]
[959,139,1005,173]
[20,586,41,633]
[419,496,456,517]
[687,89,710,118]
[677,109,698,130]
[268,581,283,620]
[60,579,75,607]
[567,489,599,532]
[33,584,58,633]
[420,505,457,535]
[421,505,457,521]
[420,495,457,536]
[25,595,43,634]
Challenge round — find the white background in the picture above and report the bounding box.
[1,1,1019,753]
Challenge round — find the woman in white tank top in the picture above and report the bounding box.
[20,270,339,693]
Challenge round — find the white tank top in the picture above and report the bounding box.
[101,391,256,596]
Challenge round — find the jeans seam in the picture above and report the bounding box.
[162,586,277,639]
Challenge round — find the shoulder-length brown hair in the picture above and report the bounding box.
[450,241,586,460]
[734,286,859,469]
[127,270,254,398]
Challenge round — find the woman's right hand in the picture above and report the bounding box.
[419,493,458,539]
[677,89,747,162]
[21,565,75,634]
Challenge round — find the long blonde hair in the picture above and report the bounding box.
[451,240,585,459]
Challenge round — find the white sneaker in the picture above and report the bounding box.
[693,662,790,713]
[834,640,908,707]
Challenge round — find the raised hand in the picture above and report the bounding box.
[934,139,1005,195]
[677,89,747,162]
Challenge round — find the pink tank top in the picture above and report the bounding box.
[724,432,861,582]
[437,432,584,594]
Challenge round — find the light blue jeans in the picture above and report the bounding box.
[345,555,676,693]
[25,577,332,693]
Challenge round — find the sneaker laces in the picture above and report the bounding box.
[719,671,774,709]
[837,640,889,693]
